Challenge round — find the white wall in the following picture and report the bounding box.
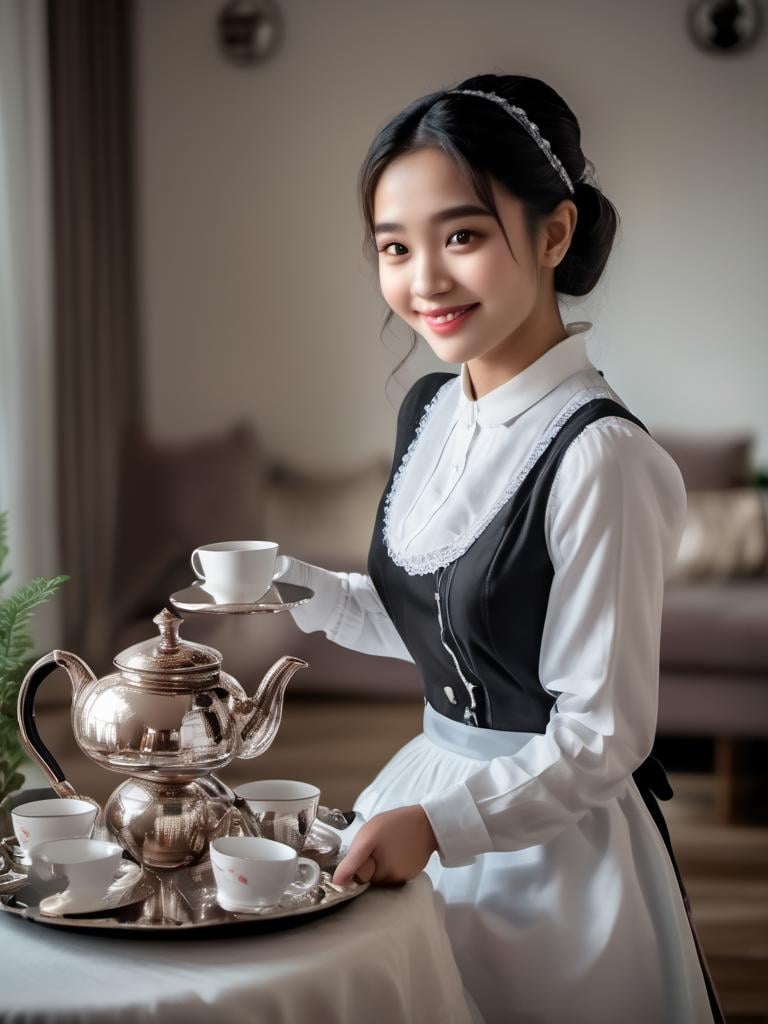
[135,0,768,470]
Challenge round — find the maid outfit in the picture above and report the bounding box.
[287,322,721,1024]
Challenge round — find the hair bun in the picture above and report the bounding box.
[555,182,618,297]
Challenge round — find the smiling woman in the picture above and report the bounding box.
[276,73,723,1024]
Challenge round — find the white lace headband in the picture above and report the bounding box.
[446,88,575,196]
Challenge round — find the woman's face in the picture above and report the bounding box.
[373,146,571,374]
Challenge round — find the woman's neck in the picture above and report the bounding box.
[465,313,568,401]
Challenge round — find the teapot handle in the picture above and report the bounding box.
[16,651,97,799]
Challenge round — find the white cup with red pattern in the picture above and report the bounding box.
[210,835,320,911]
[10,798,97,860]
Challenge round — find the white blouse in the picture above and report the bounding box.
[285,322,688,867]
[384,321,602,574]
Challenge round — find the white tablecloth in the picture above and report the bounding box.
[0,872,478,1024]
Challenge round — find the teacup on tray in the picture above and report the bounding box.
[191,541,289,603]
[210,835,320,911]
[4,798,98,863]
[28,837,125,901]
[235,779,329,853]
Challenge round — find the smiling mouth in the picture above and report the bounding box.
[420,303,479,324]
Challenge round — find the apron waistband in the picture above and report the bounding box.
[423,701,537,760]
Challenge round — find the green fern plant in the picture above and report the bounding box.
[0,511,68,801]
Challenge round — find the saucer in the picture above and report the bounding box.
[38,861,146,917]
[215,881,322,916]
[170,580,314,615]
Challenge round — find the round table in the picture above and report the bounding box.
[0,872,479,1024]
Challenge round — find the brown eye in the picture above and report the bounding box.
[380,242,407,256]
[448,229,476,246]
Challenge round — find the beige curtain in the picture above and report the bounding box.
[49,0,142,669]
[0,0,60,650]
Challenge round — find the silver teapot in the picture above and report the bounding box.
[17,609,308,868]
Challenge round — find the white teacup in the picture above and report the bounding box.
[191,541,289,603]
[28,837,124,900]
[210,836,320,911]
[234,779,335,854]
[10,798,97,854]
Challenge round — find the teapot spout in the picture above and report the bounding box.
[236,655,308,759]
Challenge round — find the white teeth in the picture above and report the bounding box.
[429,305,473,323]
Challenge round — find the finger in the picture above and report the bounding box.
[332,836,377,885]
[331,828,377,885]
[333,853,375,886]
[332,851,364,886]
[352,856,376,884]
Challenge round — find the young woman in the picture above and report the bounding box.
[281,73,722,1024]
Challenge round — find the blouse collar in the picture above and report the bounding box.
[458,321,593,428]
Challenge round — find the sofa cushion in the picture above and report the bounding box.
[661,579,768,674]
[668,488,768,582]
[653,432,753,491]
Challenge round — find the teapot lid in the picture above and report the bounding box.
[114,609,221,676]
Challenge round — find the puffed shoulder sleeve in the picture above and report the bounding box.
[419,417,688,867]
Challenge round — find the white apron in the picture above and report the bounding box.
[353,702,715,1024]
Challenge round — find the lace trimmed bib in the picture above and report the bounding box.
[382,380,615,576]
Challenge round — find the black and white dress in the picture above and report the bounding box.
[288,322,720,1024]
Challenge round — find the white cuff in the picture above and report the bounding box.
[326,575,365,647]
[420,781,494,868]
[286,562,345,634]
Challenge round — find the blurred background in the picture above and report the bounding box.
[1,0,766,1018]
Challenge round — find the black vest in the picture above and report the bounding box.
[368,371,647,732]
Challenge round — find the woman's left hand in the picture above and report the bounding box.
[331,805,438,886]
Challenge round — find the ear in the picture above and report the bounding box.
[539,199,577,269]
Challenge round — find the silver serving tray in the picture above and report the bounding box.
[0,857,368,932]
[169,580,314,615]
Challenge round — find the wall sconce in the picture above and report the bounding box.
[218,0,284,65]
[687,0,762,54]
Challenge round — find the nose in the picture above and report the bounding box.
[410,250,452,304]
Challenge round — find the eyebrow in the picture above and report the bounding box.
[374,203,494,235]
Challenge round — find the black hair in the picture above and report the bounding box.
[357,73,619,390]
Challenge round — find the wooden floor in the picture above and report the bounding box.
[35,695,768,1022]
[662,773,768,1023]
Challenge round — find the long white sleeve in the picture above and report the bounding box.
[283,557,414,663]
[420,418,687,867]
